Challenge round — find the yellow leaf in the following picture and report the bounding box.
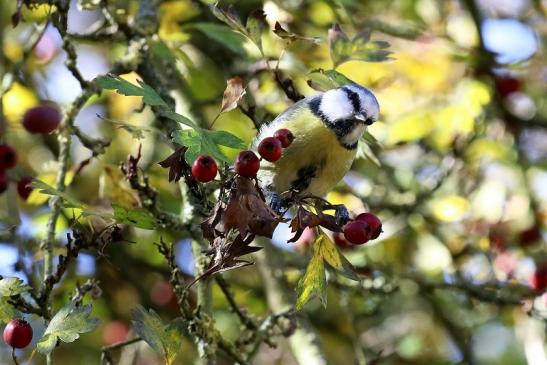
[314,232,342,270]
[295,253,326,310]
[99,165,140,209]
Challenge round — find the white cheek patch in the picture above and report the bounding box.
[319,89,354,122]
[341,123,366,147]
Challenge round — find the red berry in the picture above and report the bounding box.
[531,265,547,292]
[273,129,294,148]
[3,319,33,349]
[343,220,371,245]
[0,173,8,194]
[495,76,521,97]
[235,150,260,178]
[191,155,218,183]
[17,176,34,200]
[355,212,382,239]
[22,104,61,134]
[258,137,283,162]
[333,232,353,250]
[0,145,17,170]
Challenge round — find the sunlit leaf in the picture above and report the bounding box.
[37,303,100,355]
[111,204,157,230]
[295,250,326,310]
[0,277,31,297]
[131,305,184,365]
[307,68,354,91]
[315,232,359,281]
[0,300,21,324]
[95,75,168,107]
[30,179,84,209]
[99,165,140,210]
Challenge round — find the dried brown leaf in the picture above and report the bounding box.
[220,77,246,115]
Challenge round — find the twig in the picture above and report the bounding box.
[11,347,19,365]
[101,337,142,364]
[215,276,258,330]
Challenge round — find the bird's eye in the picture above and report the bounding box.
[365,118,375,125]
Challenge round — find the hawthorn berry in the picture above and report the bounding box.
[258,137,283,162]
[0,145,17,170]
[0,173,8,194]
[235,150,260,177]
[191,155,218,183]
[355,212,382,239]
[17,176,34,200]
[273,128,294,148]
[3,319,33,349]
[531,265,547,292]
[343,220,371,245]
[22,104,62,134]
[333,232,353,250]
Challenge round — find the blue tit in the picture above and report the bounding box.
[254,83,379,203]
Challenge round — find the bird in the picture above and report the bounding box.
[254,83,380,213]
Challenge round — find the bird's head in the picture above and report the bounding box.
[310,83,380,149]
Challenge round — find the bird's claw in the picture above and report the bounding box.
[334,205,350,226]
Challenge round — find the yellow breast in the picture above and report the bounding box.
[258,108,356,197]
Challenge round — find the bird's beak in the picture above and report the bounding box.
[354,114,372,125]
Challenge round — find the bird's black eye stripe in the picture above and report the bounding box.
[309,96,330,125]
[342,87,361,112]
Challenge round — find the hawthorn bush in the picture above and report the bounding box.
[0,1,546,364]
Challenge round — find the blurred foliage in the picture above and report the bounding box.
[0,0,546,364]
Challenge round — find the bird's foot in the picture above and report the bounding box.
[334,205,350,226]
[269,193,284,214]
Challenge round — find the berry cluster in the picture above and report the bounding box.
[191,128,294,182]
[341,212,383,246]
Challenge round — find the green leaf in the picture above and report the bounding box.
[131,305,184,365]
[246,10,266,51]
[206,130,246,150]
[273,22,321,44]
[295,252,326,310]
[171,128,245,164]
[307,68,354,91]
[111,204,157,230]
[209,4,247,34]
[95,75,168,107]
[357,131,383,165]
[328,24,392,67]
[187,23,248,55]
[0,277,31,297]
[0,299,21,324]
[37,303,100,355]
[161,110,197,129]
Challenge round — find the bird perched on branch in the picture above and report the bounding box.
[254,83,380,217]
